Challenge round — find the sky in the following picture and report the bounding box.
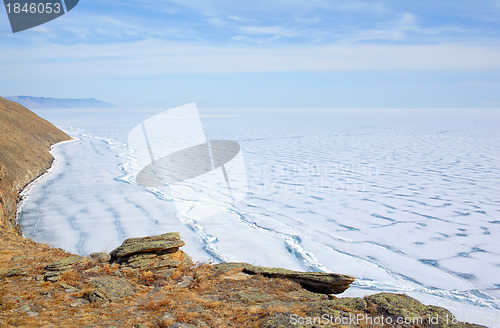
[1,0,500,108]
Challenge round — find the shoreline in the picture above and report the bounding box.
[15,138,77,237]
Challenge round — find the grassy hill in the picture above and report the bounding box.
[0,97,71,232]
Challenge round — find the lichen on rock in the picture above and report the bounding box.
[108,232,192,278]
[213,262,356,294]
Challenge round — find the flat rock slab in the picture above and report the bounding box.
[213,262,355,294]
[125,253,181,270]
[90,277,135,301]
[110,232,185,260]
[45,256,90,272]
[5,268,28,277]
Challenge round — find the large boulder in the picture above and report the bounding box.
[110,232,185,260]
[213,262,355,294]
[109,232,192,278]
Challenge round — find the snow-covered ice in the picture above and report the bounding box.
[17,107,500,326]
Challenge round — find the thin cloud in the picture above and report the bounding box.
[338,12,477,44]
[2,0,499,47]
[347,13,420,42]
[2,40,500,80]
[238,25,297,38]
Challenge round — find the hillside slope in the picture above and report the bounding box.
[0,96,71,232]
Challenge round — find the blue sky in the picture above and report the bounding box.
[1,0,500,108]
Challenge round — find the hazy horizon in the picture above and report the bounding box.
[1,0,500,109]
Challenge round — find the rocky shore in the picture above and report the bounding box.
[0,97,487,327]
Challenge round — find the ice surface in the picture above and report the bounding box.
[17,107,500,326]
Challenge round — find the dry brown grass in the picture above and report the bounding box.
[115,260,315,327]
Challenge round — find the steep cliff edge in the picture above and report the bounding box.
[0,96,71,232]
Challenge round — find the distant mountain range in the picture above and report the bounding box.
[5,96,115,109]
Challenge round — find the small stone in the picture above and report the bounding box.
[6,268,27,277]
[34,275,45,282]
[168,324,197,328]
[11,256,25,262]
[44,272,62,282]
[134,324,148,328]
[70,299,89,307]
[110,270,125,278]
[85,291,109,303]
[111,270,125,278]
[59,283,79,293]
[175,276,194,288]
[159,313,176,321]
[90,252,111,263]
[18,305,31,312]
[156,268,176,279]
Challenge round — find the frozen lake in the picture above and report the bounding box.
[18,107,500,326]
